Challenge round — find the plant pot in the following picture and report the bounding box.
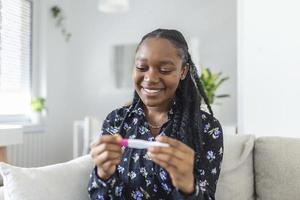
[30,111,46,125]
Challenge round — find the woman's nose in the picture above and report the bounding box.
[144,70,159,83]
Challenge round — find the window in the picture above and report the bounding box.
[0,0,33,122]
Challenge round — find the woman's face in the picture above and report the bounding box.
[133,38,188,109]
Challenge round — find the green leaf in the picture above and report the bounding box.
[51,6,61,18]
[199,67,230,104]
[216,94,230,98]
[215,77,229,89]
[31,97,46,113]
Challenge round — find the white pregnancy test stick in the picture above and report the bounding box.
[120,139,170,149]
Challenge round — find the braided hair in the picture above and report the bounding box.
[133,28,214,177]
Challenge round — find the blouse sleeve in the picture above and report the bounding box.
[171,113,224,200]
[87,109,126,200]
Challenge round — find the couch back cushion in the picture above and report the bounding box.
[255,137,300,200]
[0,155,94,200]
[216,134,255,200]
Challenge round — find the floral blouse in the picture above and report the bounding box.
[88,99,223,200]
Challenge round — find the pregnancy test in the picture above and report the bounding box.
[120,139,170,149]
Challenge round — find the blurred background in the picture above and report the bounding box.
[0,0,299,167]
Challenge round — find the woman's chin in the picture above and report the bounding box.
[142,99,161,107]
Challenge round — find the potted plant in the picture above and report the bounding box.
[30,97,47,124]
[199,67,230,104]
[197,67,230,117]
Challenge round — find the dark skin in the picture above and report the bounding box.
[90,38,195,194]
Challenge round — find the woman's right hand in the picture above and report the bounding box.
[90,134,123,180]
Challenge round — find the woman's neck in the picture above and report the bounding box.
[146,109,168,121]
[144,104,169,128]
[144,100,170,117]
[145,106,168,115]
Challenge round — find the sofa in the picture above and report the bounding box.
[0,134,300,200]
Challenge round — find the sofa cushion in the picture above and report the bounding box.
[0,155,94,200]
[0,135,257,200]
[255,137,300,200]
[216,134,255,200]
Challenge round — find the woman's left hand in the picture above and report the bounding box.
[147,135,195,194]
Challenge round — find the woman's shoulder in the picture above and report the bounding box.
[101,104,133,134]
[200,109,223,141]
[200,110,221,127]
[105,103,132,120]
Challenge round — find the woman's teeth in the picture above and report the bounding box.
[143,88,161,93]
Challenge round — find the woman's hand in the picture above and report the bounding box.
[147,135,195,194]
[90,134,123,180]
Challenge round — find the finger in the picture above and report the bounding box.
[169,173,178,188]
[156,136,192,153]
[149,151,193,174]
[91,143,122,158]
[147,146,186,161]
[94,151,122,166]
[149,151,182,168]
[150,156,181,176]
[101,158,121,171]
[91,134,122,147]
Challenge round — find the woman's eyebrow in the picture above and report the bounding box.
[158,60,175,66]
[135,57,175,66]
[135,57,147,62]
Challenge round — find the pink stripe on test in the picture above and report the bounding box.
[120,139,128,147]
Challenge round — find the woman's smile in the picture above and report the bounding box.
[141,87,165,97]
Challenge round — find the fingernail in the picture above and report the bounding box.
[115,134,122,141]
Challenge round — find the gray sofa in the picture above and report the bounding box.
[1,134,300,200]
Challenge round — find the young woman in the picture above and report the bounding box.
[88,29,223,200]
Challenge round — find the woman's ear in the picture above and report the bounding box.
[180,64,189,80]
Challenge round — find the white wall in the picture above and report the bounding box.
[37,0,70,164]
[67,0,237,123]
[238,0,300,137]
[40,0,237,164]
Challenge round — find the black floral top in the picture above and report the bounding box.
[88,99,223,200]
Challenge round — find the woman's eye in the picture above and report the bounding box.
[136,65,148,71]
[160,68,172,74]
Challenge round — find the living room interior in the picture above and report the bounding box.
[2,0,239,167]
[0,0,300,199]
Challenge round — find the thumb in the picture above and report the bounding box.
[113,134,123,142]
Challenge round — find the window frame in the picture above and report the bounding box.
[0,0,43,124]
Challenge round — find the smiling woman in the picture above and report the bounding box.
[88,29,223,200]
[133,38,188,113]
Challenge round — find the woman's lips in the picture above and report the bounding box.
[141,87,164,97]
